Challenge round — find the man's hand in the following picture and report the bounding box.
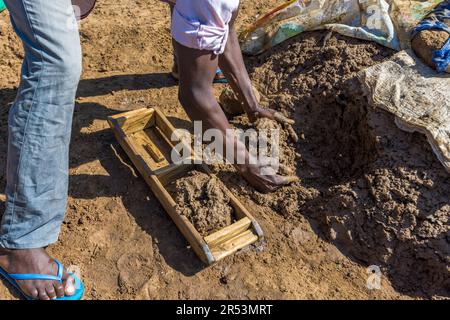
[249,106,295,126]
[237,162,300,193]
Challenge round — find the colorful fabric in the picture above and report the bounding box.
[412,1,450,72]
[240,0,445,55]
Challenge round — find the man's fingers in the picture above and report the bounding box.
[252,107,295,126]
[280,175,300,185]
[274,112,295,125]
[285,124,299,142]
[279,164,295,175]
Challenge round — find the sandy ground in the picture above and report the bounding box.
[0,0,448,300]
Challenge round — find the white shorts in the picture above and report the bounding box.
[171,0,240,55]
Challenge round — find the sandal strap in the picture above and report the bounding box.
[8,273,61,282]
[9,258,64,283]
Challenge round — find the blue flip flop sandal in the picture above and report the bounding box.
[171,68,228,84]
[0,259,84,300]
[213,69,228,84]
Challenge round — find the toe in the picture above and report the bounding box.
[46,285,57,300]
[37,286,50,300]
[17,281,39,299]
[60,265,77,296]
[27,287,39,299]
[54,282,65,298]
[63,275,76,296]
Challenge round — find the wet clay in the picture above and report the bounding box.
[167,170,235,237]
[233,31,449,297]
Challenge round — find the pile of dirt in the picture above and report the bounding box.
[225,31,449,298]
[168,170,235,237]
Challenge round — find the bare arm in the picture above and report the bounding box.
[175,41,297,192]
[218,14,294,125]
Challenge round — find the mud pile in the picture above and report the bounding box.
[412,29,449,70]
[168,170,235,237]
[234,31,449,298]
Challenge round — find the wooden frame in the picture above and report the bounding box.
[108,107,264,265]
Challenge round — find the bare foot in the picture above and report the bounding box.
[0,248,75,300]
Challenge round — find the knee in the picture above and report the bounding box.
[45,42,82,85]
[178,82,211,107]
[55,52,82,83]
[178,84,196,107]
[178,85,193,107]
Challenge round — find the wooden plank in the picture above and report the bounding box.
[210,230,258,261]
[156,163,193,186]
[204,217,252,247]
[154,108,178,145]
[108,108,148,122]
[154,163,183,176]
[129,131,170,170]
[144,140,165,163]
[110,108,155,135]
[227,189,256,221]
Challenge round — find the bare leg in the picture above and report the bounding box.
[167,4,180,78]
[168,2,227,83]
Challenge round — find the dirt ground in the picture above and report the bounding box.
[0,0,448,300]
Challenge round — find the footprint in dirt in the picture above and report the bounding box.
[117,253,155,291]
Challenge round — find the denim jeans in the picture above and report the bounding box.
[0,0,82,249]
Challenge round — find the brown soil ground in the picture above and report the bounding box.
[0,0,448,300]
[167,170,235,237]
